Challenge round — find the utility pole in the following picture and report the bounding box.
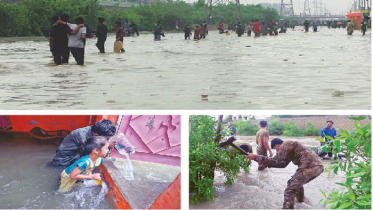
[206,0,242,24]
[303,0,311,17]
[280,0,295,17]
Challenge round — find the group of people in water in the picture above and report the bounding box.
[49,14,145,65]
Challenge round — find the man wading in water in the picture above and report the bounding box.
[246,138,324,209]
[256,121,273,170]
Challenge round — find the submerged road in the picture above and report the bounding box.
[0,27,370,109]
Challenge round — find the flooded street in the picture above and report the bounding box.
[190,136,346,209]
[0,132,116,209]
[0,27,370,109]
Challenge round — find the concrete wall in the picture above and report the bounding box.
[249,116,370,134]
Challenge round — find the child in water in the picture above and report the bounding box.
[194,26,200,40]
[57,136,109,193]
[115,21,125,52]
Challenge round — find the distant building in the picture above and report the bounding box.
[260,3,281,14]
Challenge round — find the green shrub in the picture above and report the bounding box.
[235,120,258,136]
[268,117,284,135]
[189,116,249,204]
[305,122,319,136]
[282,121,305,136]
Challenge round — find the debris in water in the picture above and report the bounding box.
[283,59,288,61]
[150,93,157,96]
[106,100,115,103]
[304,102,308,104]
[292,62,296,64]
[245,45,251,47]
[332,91,345,97]
[201,95,208,100]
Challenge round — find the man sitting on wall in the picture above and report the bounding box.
[49,119,116,167]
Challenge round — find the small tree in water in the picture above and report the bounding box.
[319,116,371,209]
[189,115,249,204]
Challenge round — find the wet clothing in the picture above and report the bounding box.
[154,24,162,40]
[313,23,318,32]
[68,24,86,65]
[50,126,93,167]
[304,21,309,32]
[51,23,69,65]
[218,23,224,33]
[116,28,124,42]
[237,23,243,37]
[347,22,354,35]
[95,23,108,53]
[57,155,103,193]
[131,23,139,36]
[200,27,206,39]
[256,129,269,156]
[194,28,200,40]
[319,127,336,145]
[184,27,191,39]
[203,23,208,34]
[362,22,367,35]
[253,22,260,33]
[255,141,324,209]
[230,127,237,135]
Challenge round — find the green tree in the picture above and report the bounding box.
[282,121,305,136]
[235,120,258,136]
[267,117,284,135]
[189,115,249,204]
[319,116,371,209]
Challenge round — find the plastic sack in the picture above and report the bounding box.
[111,133,136,155]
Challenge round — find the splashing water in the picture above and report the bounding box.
[111,132,135,180]
[118,152,135,180]
[60,181,109,209]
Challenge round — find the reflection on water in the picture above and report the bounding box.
[190,136,346,209]
[0,27,370,109]
[0,132,115,209]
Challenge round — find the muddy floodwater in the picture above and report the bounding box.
[0,27,370,109]
[0,132,116,209]
[190,136,346,209]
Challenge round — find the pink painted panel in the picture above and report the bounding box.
[168,116,181,147]
[124,126,152,154]
[146,133,171,154]
[157,145,181,157]
[115,115,181,166]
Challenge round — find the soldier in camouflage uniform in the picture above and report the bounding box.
[246,138,324,209]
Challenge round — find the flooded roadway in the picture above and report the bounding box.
[0,27,370,109]
[0,132,116,209]
[190,136,346,209]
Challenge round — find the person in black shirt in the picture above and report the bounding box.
[50,14,70,65]
[184,25,192,40]
[95,17,108,53]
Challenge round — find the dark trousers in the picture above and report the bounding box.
[53,45,69,65]
[96,37,106,53]
[69,47,84,65]
[185,33,190,39]
[133,28,139,36]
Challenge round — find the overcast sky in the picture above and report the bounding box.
[184,0,355,14]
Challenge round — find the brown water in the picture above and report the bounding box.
[190,136,346,209]
[0,27,370,109]
[0,132,116,209]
